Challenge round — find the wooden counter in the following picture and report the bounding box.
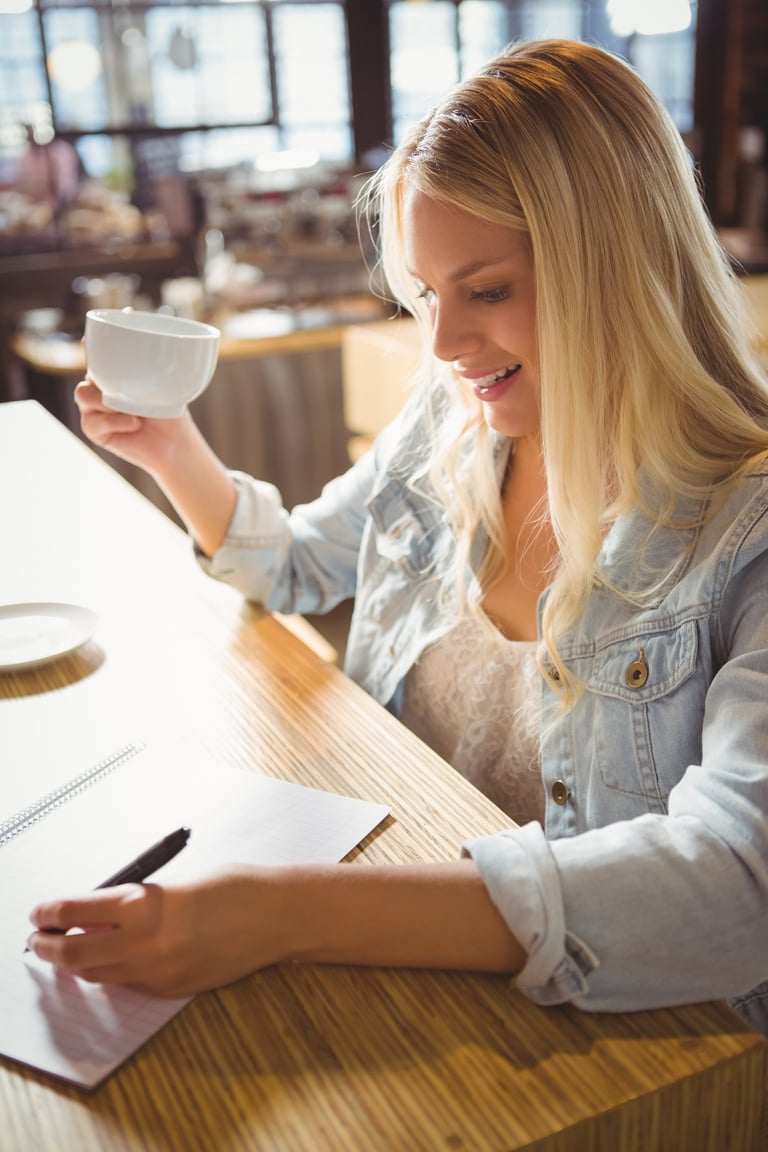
[0,399,766,1152]
[9,293,387,377]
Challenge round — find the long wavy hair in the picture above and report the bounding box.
[360,38,768,702]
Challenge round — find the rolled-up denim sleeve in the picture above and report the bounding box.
[194,453,378,615]
[465,795,768,1014]
[193,392,425,615]
[462,822,600,1004]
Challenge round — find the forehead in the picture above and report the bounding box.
[402,186,530,276]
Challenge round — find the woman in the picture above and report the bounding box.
[29,39,768,1034]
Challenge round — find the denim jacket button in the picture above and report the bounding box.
[625,648,649,688]
[551,780,570,805]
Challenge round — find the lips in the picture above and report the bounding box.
[464,364,522,401]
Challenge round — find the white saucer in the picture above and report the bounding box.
[0,602,98,671]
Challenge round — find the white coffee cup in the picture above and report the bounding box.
[84,308,221,418]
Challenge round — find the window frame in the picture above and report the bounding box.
[5,0,352,153]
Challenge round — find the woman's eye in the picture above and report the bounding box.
[414,284,510,306]
[470,287,510,304]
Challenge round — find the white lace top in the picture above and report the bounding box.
[401,614,545,825]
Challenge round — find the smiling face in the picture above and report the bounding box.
[402,187,540,441]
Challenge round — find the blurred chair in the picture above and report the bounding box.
[341,317,421,462]
[739,274,768,372]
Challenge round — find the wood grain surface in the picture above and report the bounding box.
[0,400,765,1152]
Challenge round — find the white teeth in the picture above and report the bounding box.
[473,365,519,388]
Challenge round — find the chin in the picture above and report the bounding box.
[482,407,538,439]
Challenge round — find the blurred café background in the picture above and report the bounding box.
[1,0,767,648]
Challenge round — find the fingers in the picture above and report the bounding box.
[58,964,188,996]
[29,886,153,976]
[85,410,143,446]
[74,377,103,410]
[74,377,138,428]
[28,872,272,998]
[74,379,143,445]
[28,924,115,968]
[27,884,199,995]
[30,885,146,944]
[26,932,180,995]
[31,890,120,933]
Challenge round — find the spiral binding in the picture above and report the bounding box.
[0,742,146,848]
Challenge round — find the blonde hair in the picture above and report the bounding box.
[361,39,768,701]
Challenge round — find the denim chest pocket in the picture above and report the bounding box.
[584,620,701,802]
[367,479,444,578]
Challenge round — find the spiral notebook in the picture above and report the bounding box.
[0,741,389,1089]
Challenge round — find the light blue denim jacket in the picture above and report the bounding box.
[198,393,768,1034]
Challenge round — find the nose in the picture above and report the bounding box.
[430,299,483,365]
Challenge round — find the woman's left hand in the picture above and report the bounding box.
[27,866,289,997]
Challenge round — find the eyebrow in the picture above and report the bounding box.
[451,259,507,281]
[407,257,512,284]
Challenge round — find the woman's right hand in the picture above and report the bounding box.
[76,376,239,557]
[74,377,190,477]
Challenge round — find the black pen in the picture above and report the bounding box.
[27,827,191,945]
[94,826,191,888]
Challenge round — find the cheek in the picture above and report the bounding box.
[498,304,536,354]
[521,304,538,353]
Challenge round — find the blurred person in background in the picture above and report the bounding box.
[15,124,82,211]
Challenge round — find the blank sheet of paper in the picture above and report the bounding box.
[0,743,389,1088]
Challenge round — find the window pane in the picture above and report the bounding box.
[458,1,512,76]
[390,1,459,143]
[273,3,349,126]
[388,2,695,150]
[518,1,582,40]
[178,125,279,173]
[0,11,49,171]
[146,6,270,128]
[75,133,119,181]
[43,8,109,130]
[630,27,696,132]
[281,123,351,163]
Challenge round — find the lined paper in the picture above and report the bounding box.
[0,743,389,1088]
